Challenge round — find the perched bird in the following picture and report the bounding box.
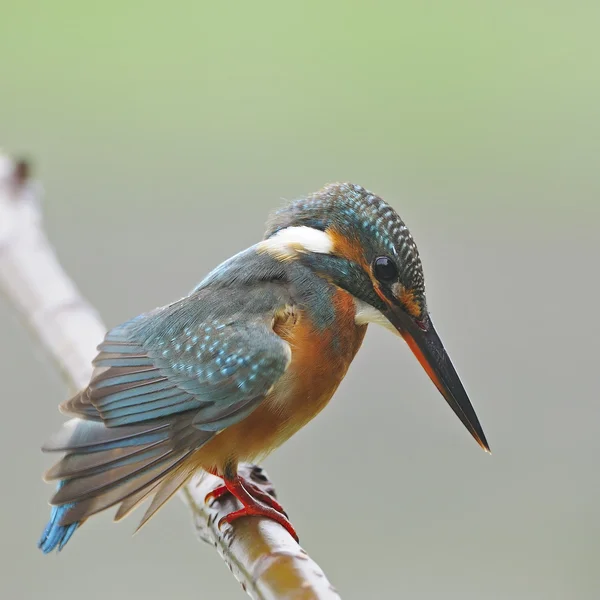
[39,183,489,553]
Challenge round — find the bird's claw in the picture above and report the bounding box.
[218,504,299,542]
[205,480,287,517]
[204,484,229,505]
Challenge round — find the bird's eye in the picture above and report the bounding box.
[373,256,398,282]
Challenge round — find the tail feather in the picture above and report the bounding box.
[135,466,193,532]
[39,417,214,553]
[114,480,162,522]
[59,450,192,525]
[44,438,167,481]
[52,446,177,505]
[37,481,80,554]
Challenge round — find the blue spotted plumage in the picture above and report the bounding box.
[39,182,489,551]
[267,182,425,301]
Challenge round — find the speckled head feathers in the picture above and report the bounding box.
[265,183,426,316]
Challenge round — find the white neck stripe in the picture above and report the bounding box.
[258,226,333,259]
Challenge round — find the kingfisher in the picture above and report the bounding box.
[38,182,489,553]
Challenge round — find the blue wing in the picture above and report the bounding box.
[62,283,292,432]
[80,315,289,430]
[40,281,292,550]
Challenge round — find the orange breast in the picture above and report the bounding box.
[196,288,367,474]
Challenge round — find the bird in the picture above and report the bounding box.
[38,182,489,553]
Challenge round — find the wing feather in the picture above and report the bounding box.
[42,278,293,537]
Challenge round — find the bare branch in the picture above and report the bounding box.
[0,152,341,600]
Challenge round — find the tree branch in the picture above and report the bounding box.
[0,152,341,600]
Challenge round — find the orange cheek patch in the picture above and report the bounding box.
[398,287,422,318]
[326,227,368,269]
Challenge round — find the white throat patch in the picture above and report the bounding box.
[354,298,399,334]
[258,226,334,260]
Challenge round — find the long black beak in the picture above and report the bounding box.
[386,308,490,453]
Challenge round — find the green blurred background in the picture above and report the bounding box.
[1,2,599,599]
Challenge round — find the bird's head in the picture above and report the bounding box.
[260,182,489,452]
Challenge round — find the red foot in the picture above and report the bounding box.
[245,482,288,517]
[205,481,287,516]
[220,504,298,542]
[208,474,298,542]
